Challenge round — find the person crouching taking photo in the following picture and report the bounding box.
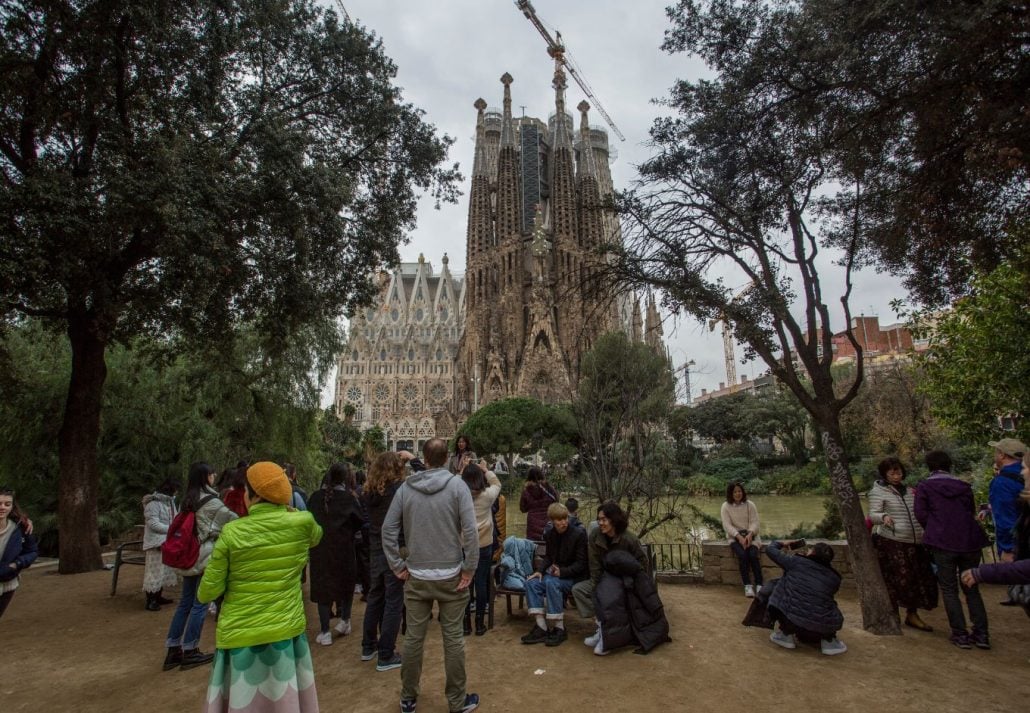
[765,540,847,656]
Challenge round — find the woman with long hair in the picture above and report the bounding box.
[720,481,763,597]
[308,462,364,646]
[142,477,180,611]
[868,457,938,631]
[520,466,558,541]
[0,485,38,620]
[447,435,476,475]
[162,461,237,671]
[461,460,502,636]
[361,451,410,670]
[198,462,323,712]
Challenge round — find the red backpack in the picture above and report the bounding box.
[161,495,216,569]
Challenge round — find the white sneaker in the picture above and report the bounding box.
[315,631,333,646]
[820,637,847,656]
[334,618,352,636]
[207,602,218,617]
[593,632,609,656]
[744,584,755,598]
[584,627,601,648]
[770,630,797,649]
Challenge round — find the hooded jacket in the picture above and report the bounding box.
[142,492,177,551]
[197,502,322,649]
[498,536,537,590]
[594,549,671,653]
[766,541,844,637]
[988,463,1025,554]
[382,466,479,577]
[914,471,990,553]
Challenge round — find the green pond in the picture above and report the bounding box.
[504,494,832,543]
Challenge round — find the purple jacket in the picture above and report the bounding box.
[972,558,1030,586]
[914,472,990,553]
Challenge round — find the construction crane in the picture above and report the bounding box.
[514,0,626,142]
[707,284,754,388]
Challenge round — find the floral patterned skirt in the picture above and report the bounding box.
[142,548,177,593]
[873,536,939,611]
[204,634,319,713]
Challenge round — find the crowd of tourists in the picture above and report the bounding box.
[3,436,1027,712]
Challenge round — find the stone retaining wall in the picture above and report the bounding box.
[701,540,855,587]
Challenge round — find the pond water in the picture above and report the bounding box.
[503,494,831,543]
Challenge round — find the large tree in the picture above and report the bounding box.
[0,1,459,572]
[661,0,1028,306]
[612,0,901,632]
[458,397,577,473]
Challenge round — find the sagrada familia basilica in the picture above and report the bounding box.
[334,69,667,451]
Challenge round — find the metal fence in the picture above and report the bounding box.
[648,540,704,575]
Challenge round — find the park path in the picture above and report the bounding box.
[3,565,1027,712]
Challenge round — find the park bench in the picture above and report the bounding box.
[109,526,147,596]
[488,539,656,629]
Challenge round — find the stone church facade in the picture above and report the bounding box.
[335,67,667,450]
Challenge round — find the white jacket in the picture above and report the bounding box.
[868,481,923,544]
[142,492,177,551]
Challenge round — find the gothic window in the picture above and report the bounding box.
[374,385,390,402]
[346,386,363,404]
[380,350,387,361]
[402,384,418,403]
[441,307,448,321]
[418,419,434,438]
[415,308,424,322]
[391,308,399,321]
[408,349,415,361]
[352,350,358,361]
[430,384,447,402]
[365,308,374,322]
[372,406,381,421]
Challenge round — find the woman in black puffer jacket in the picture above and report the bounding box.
[764,540,847,656]
[594,549,671,655]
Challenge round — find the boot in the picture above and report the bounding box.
[904,610,933,632]
[155,588,174,605]
[180,648,215,670]
[162,647,183,671]
[475,613,487,636]
[463,609,472,636]
[145,592,161,612]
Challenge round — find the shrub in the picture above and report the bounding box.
[701,457,759,483]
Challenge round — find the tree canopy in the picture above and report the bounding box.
[458,397,577,471]
[663,0,1028,305]
[0,1,460,571]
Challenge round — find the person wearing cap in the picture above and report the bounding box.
[988,437,1028,563]
[198,461,323,713]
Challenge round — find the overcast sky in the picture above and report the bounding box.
[322,0,910,403]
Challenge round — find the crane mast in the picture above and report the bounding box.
[514,0,626,142]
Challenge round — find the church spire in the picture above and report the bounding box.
[500,72,515,148]
[472,97,488,177]
[577,100,599,180]
[551,62,572,150]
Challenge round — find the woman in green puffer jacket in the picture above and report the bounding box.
[198,462,323,713]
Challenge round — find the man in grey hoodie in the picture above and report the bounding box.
[382,438,480,713]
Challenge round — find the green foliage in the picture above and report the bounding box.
[906,261,1030,444]
[785,498,846,540]
[459,397,577,467]
[701,457,758,484]
[0,323,342,554]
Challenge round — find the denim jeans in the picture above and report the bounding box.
[468,545,493,618]
[165,574,206,651]
[401,576,468,712]
[931,548,988,635]
[525,574,576,618]
[362,550,405,657]
[730,541,764,586]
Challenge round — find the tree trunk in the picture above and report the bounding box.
[818,418,901,635]
[57,315,108,573]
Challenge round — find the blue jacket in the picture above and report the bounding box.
[766,541,843,637]
[989,463,1025,554]
[0,520,39,582]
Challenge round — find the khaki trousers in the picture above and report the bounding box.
[401,575,469,711]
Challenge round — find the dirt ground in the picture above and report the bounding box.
[3,564,1028,713]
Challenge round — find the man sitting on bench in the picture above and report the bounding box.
[520,502,589,646]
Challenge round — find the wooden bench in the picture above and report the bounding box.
[488,540,656,629]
